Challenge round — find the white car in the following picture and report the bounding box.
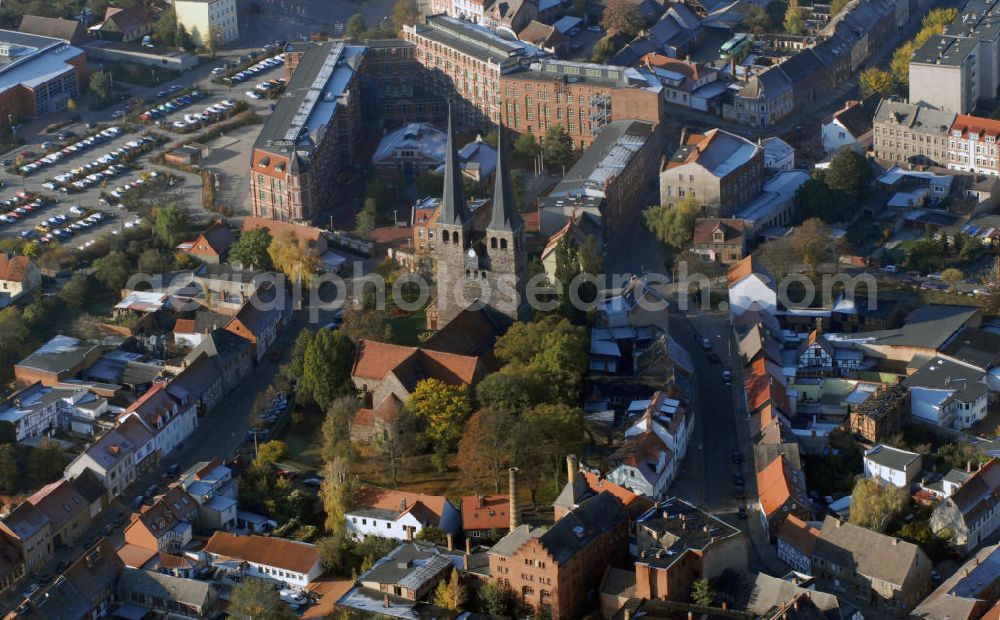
[246,91,262,100]
[111,110,125,118]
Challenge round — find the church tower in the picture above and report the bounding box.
[432,113,529,328]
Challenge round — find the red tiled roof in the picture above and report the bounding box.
[351,394,401,428]
[0,255,32,283]
[351,340,481,388]
[640,53,708,80]
[757,454,804,517]
[460,495,510,531]
[116,543,157,568]
[581,471,655,518]
[952,114,1000,140]
[242,216,322,244]
[745,373,790,414]
[726,254,767,287]
[354,486,451,522]
[174,318,196,334]
[205,531,319,574]
[692,218,746,246]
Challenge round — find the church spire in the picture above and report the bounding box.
[487,115,522,232]
[440,104,469,227]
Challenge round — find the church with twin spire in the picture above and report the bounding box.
[430,110,530,330]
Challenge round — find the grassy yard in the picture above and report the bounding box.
[387,307,428,346]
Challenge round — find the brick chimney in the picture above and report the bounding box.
[446,532,454,550]
[509,467,521,530]
[566,454,578,484]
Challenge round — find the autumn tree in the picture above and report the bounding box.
[941,268,965,291]
[495,316,588,378]
[458,408,514,493]
[981,256,1000,315]
[790,218,834,273]
[299,328,356,411]
[321,395,360,463]
[228,579,296,620]
[591,36,617,63]
[432,570,468,611]
[374,408,416,486]
[829,0,849,16]
[860,67,894,98]
[849,478,909,533]
[601,0,645,37]
[340,304,392,343]
[229,228,273,270]
[644,196,700,250]
[542,125,573,170]
[391,0,421,32]
[268,229,321,287]
[890,41,915,85]
[320,456,355,536]
[345,13,366,39]
[406,379,473,471]
[742,4,772,33]
[783,0,804,34]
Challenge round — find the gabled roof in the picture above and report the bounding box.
[205,531,319,574]
[797,329,835,359]
[831,95,879,139]
[121,382,177,430]
[745,372,790,414]
[102,5,151,33]
[421,306,511,361]
[127,486,197,545]
[518,20,568,48]
[227,285,282,338]
[948,458,1000,521]
[0,254,34,283]
[117,567,214,609]
[186,222,235,258]
[609,430,671,487]
[1,502,50,541]
[460,495,510,531]
[693,218,746,246]
[756,454,808,517]
[351,393,401,429]
[864,444,920,472]
[777,514,819,556]
[814,515,926,587]
[351,340,481,392]
[739,324,783,364]
[27,479,88,534]
[726,254,773,288]
[353,486,453,523]
[18,15,86,44]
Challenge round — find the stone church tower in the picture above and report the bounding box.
[432,111,528,329]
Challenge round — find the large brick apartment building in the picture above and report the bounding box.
[0,30,86,122]
[403,15,662,144]
[488,492,628,619]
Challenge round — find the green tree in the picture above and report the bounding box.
[89,71,113,108]
[153,204,189,248]
[92,251,133,292]
[299,328,356,412]
[321,395,359,462]
[691,577,715,606]
[514,403,584,504]
[542,125,573,170]
[554,236,582,319]
[138,248,172,273]
[415,524,448,545]
[825,149,873,199]
[0,444,19,494]
[59,272,90,308]
[431,570,468,611]
[475,369,554,414]
[797,175,849,222]
[860,67,894,98]
[355,198,378,238]
[229,228,273,270]
[175,23,193,50]
[153,8,178,46]
[495,316,588,377]
[906,238,944,273]
[783,0,804,34]
[391,0,421,32]
[0,307,28,380]
[458,408,514,493]
[254,440,286,468]
[416,172,444,197]
[514,131,541,163]
[406,378,473,471]
[480,580,512,616]
[601,0,645,36]
[28,440,65,488]
[849,478,909,533]
[790,217,835,273]
[345,13,366,40]
[227,579,296,620]
[643,196,700,249]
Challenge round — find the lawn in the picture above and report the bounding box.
[387,307,428,346]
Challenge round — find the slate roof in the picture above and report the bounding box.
[490,492,627,563]
[359,541,453,592]
[184,328,252,366]
[693,218,746,245]
[864,444,920,472]
[18,15,86,44]
[831,95,879,139]
[27,479,88,534]
[938,327,1000,370]
[948,458,1000,523]
[117,567,214,609]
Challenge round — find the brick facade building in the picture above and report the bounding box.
[488,492,629,619]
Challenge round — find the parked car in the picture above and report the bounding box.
[699,337,711,350]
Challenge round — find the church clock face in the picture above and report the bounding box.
[466,248,477,259]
